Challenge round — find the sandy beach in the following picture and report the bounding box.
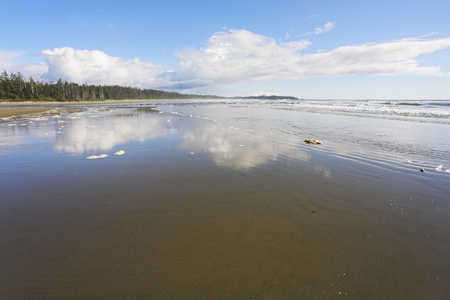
[1,101,449,299]
[0,99,191,119]
[0,99,194,106]
[0,107,55,118]
[0,101,138,119]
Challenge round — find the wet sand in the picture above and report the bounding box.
[0,107,53,118]
[0,99,177,120]
[0,104,449,299]
[1,155,448,299]
[0,99,197,107]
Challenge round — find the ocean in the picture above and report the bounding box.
[1,99,449,299]
[157,99,450,172]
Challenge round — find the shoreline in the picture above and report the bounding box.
[0,99,186,119]
[0,98,188,106]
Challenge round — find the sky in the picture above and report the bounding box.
[1,0,450,99]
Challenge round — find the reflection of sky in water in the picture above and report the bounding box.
[54,109,170,154]
[56,107,312,170]
[4,102,448,175]
[0,106,313,171]
[178,121,307,170]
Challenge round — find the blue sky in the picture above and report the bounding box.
[1,0,450,99]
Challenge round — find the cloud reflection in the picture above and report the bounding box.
[178,124,287,169]
[54,109,169,153]
[53,107,316,171]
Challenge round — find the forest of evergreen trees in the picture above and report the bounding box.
[0,71,220,102]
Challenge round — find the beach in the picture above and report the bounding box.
[0,106,55,118]
[1,100,449,299]
[0,99,173,119]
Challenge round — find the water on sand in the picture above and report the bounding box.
[1,101,449,299]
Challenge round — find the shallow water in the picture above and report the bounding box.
[1,102,449,299]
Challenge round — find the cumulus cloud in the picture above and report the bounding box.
[2,29,450,91]
[174,29,312,87]
[40,47,170,88]
[174,29,450,86]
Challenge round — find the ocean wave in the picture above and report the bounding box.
[276,100,450,123]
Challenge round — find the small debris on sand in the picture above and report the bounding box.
[114,150,125,156]
[420,168,425,173]
[86,154,108,159]
[304,139,322,145]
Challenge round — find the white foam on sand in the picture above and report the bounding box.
[434,165,450,173]
[114,150,125,156]
[86,154,108,159]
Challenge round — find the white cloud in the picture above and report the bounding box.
[303,21,335,36]
[298,37,450,77]
[314,21,335,35]
[0,50,22,63]
[40,47,170,88]
[2,29,450,91]
[0,50,48,80]
[174,30,450,86]
[174,29,312,87]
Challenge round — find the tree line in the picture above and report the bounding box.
[0,71,219,102]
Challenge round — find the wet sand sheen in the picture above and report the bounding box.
[0,107,53,118]
[0,104,449,299]
[1,156,448,299]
